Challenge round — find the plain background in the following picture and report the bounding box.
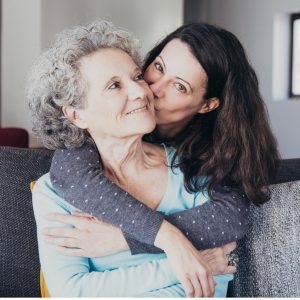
[1,0,300,158]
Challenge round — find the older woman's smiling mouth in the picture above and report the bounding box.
[126,105,148,115]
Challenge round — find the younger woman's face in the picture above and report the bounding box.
[144,39,210,128]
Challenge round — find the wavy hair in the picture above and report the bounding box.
[144,23,280,205]
[26,20,142,149]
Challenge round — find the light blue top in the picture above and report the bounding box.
[32,145,233,297]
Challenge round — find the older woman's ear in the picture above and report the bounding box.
[62,105,88,129]
[198,97,220,114]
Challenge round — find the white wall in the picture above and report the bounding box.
[1,0,41,145]
[186,0,300,159]
[1,0,183,147]
[41,0,183,56]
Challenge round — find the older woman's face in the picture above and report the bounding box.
[144,39,210,127]
[75,48,155,140]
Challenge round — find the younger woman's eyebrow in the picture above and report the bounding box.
[175,76,193,92]
[158,55,166,69]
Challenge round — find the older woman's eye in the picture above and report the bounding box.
[134,73,144,81]
[175,82,187,93]
[154,62,163,72]
[108,82,120,90]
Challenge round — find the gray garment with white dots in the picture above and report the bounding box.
[50,142,250,254]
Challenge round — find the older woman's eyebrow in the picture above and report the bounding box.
[104,76,120,88]
[104,67,142,88]
[132,67,142,75]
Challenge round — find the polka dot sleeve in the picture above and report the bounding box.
[50,142,164,246]
[50,142,250,253]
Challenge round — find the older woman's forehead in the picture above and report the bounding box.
[78,48,139,79]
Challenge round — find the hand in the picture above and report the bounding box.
[42,211,129,257]
[155,221,215,298]
[200,242,237,275]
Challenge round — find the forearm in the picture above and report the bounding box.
[33,177,178,297]
[126,186,250,254]
[50,142,163,245]
[44,259,178,297]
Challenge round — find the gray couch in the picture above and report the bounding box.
[0,146,299,297]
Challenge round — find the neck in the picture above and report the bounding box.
[93,135,156,185]
[156,117,192,140]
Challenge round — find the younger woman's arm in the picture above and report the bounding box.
[50,143,250,254]
[50,143,163,245]
[126,186,250,254]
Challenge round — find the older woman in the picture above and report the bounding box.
[28,20,238,297]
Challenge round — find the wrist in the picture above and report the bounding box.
[116,229,129,251]
[154,220,183,251]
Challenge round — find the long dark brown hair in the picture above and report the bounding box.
[143,23,280,205]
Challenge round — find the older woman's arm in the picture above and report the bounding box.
[33,174,179,297]
[50,142,250,254]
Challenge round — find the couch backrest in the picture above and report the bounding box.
[229,180,300,297]
[0,147,53,297]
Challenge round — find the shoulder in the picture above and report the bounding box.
[32,173,74,214]
[33,173,53,193]
[52,142,98,162]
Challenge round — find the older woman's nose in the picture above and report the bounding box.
[127,82,148,101]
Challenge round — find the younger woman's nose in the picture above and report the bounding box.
[149,80,165,98]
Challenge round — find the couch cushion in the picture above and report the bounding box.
[229,180,300,297]
[0,147,53,297]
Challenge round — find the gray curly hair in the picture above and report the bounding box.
[26,19,142,149]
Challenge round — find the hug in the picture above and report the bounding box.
[27,19,280,297]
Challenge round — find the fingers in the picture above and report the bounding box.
[222,241,237,254]
[42,227,81,239]
[72,211,97,220]
[182,276,195,298]
[47,213,87,228]
[45,236,79,248]
[198,271,213,297]
[55,245,85,257]
[208,275,216,297]
[189,274,202,297]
